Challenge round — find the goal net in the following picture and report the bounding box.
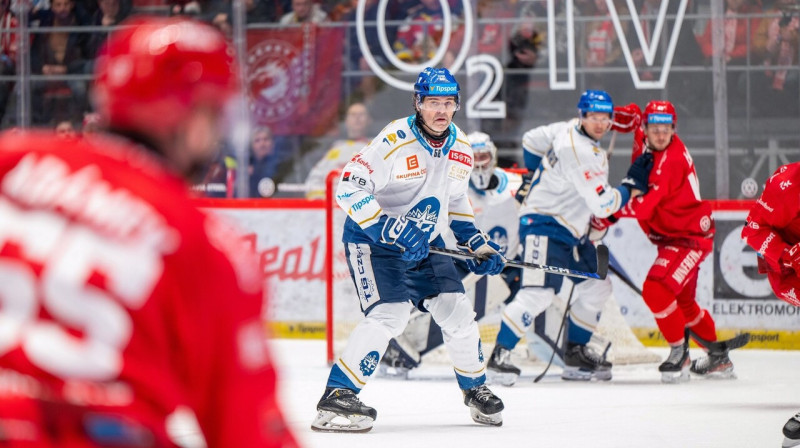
[324,170,660,368]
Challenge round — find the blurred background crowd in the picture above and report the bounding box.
[0,0,797,200]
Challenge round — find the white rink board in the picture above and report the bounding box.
[205,205,800,334]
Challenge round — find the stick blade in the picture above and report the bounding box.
[595,244,609,280]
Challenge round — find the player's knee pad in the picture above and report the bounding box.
[642,278,678,316]
[511,286,555,318]
[572,277,612,315]
[364,301,413,338]
[425,292,476,338]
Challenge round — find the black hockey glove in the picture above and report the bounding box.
[620,152,653,195]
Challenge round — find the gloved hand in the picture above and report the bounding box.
[588,214,617,241]
[458,232,506,275]
[611,103,642,133]
[780,243,800,275]
[381,215,429,262]
[620,151,653,195]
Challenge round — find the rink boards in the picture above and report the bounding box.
[197,198,800,349]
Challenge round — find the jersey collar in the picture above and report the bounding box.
[408,115,457,157]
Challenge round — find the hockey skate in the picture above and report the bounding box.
[486,345,521,386]
[782,412,800,447]
[463,384,504,426]
[561,343,612,381]
[658,340,690,384]
[378,338,420,379]
[689,352,735,379]
[311,388,377,433]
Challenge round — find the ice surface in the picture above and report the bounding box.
[272,339,800,448]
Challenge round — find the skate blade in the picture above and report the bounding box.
[783,436,800,448]
[311,410,374,433]
[486,370,518,387]
[690,367,736,380]
[660,368,690,384]
[561,366,612,382]
[469,408,502,427]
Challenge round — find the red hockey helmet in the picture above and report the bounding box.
[93,16,238,138]
[643,100,677,126]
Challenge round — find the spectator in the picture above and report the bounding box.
[85,0,130,64]
[279,0,327,24]
[393,0,462,64]
[579,0,630,92]
[249,125,283,197]
[81,111,101,136]
[695,0,762,65]
[54,119,77,139]
[752,0,798,115]
[304,102,371,199]
[0,0,18,126]
[29,0,91,125]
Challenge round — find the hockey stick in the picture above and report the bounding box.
[609,264,642,296]
[534,283,574,383]
[688,329,751,354]
[428,244,609,281]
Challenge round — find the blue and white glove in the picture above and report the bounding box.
[457,232,506,275]
[380,215,429,262]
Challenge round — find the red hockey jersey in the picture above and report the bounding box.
[0,132,297,447]
[742,163,800,271]
[616,128,714,247]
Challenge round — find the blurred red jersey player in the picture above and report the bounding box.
[0,16,298,448]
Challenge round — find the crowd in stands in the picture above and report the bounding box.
[0,0,795,197]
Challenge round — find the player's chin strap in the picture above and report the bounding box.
[414,113,450,142]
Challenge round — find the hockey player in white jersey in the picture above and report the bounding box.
[378,131,524,377]
[487,90,653,383]
[311,68,507,432]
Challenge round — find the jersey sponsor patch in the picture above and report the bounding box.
[448,150,472,167]
[406,155,419,170]
[448,164,468,181]
[595,184,606,196]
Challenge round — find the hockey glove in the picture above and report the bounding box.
[381,215,429,262]
[780,243,800,275]
[611,103,642,133]
[589,214,617,242]
[514,171,535,204]
[620,151,653,195]
[458,232,506,276]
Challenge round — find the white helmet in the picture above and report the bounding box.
[467,131,497,189]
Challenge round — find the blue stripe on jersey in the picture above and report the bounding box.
[519,213,579,246]
[406,115,457,157]
[524,151,542,171]
[449,219,480,244]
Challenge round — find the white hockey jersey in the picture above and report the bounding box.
[336,116,477,245]
[304,138,369,199]
[458,169,522,258]
[520,120,624,240]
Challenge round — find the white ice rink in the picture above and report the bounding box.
[272,339,800,448]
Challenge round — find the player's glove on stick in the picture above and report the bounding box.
[457,232,506,275]
[611,103,642,133]
[588,214,617,241]
[620,151,653,195]
[380,215,429,262]
[781,243,800,275]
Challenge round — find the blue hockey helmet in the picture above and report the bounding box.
[414,67,460,107]
[577,90,614,117]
